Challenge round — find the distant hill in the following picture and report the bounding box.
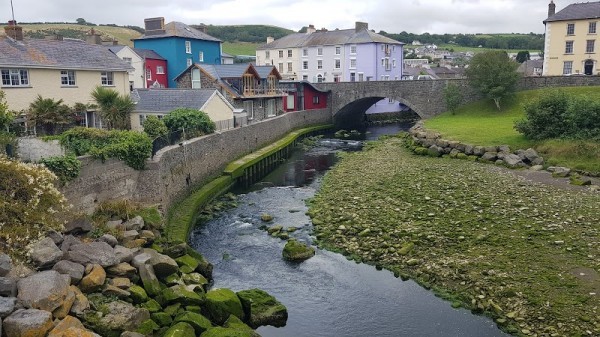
[199,24,294,45]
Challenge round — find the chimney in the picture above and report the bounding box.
[306,24,316,34]
[197,24,207,34]
[355,21,368,33]
[85,28,102,45]
[548,1,556,17]
[4,20,24,41]
[266,36,274,44]
[144,17,166,36]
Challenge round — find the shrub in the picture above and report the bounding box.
[163,108,216,140]
[39,155,81,184]
[143,115,168,139]
[0,156,67,252]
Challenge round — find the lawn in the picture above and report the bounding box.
[222,42,260,56]
[424,86,600,173]
[18,24,142,47]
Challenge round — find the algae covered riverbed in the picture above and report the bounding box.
[308,136,600,336]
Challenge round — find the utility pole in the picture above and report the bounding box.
[10,0,16,22]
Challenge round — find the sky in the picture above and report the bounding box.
[1,0,570,34]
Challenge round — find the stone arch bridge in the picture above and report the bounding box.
[315,76,600,128]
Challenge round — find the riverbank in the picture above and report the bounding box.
[308,136,600,336]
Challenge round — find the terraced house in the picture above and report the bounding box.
[0,20,132,127]
[543,1,600,76]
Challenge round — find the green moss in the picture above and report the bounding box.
[163,322,196,337]
[236,289,288,329]
[398,242,415,256]
[128,284,149,304]
[162,285,205,306]
[282,240,315,262]
[175,254,200,271]
[151,312,173,326]
[205,288,245,325]
[223,315,254,331]
[200,327,260,337]
[174,311,213,334]
[182,273,209,288]
[163,303,182,316]
[140,299,162,313]
[136,319,160,335]
[135,206,162,229]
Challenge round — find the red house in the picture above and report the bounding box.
[280,80,329,112]
[135,48,169,88]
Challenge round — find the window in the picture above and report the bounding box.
[278,50,284,58]
[265,51,270,59]
[317,60,323,69]
[317,74,323,83]
[350,59,356,69]
[185,41,191,54]
[287,62,293,72]
[335,59,341,69]
[1,69,29,87]
[565,41,573,54]
[123,57,132,64]
[244,101,254,120]
[567,23,575,35]
[586,40,595,53]
[590,22,597,34]
[199,51,204,62]
[156,66,165,74]
[334,74,341,82]
[302,75,308,80]
[350,45,357,54]
[335,46,341,55]
[312,95,320,104]
[187,58,193,67]
[317,47,323,56]
[358,73,364,81]
[278,63,284,73]
[563,61,573,75]
[191,68,201,88]
[60,70,76,86]
[302,61,308,70]
[287,50,292,57]
[393,59,397,68]
[350,72,356,82]
[101,71,113,86]
[388,98,394,103]
[303,49,308,57]
[146,68,152,81]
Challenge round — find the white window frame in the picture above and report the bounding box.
[350,45,357,54]
[590,22,597,34]
[287,50,293,57]
[565,41,574,54]
[265,51,270,59]
[317,60,323,70]
[278,63,284,73]
[278,50,284,58]
[191,68,201,88]
[317,47,323,56]
[350,72,356,82]
[146,68,152,81]
[187,58,193,67]
[358,73,364,82]
[302,61,308,70]
[586,40,595,53]
[349,58,356,69]
[185,41,191,54]
[567,23,575,35]
[101,71,114,86]
[302,49,308,57]
[334,59,341,69]
[335,46,341,55]
[302,75,308,81]
[287,62,293,73]
[563,61,573,75]
[199,51,204,62]
[1,68,29,87]
[60,70,76,86]
[156,66,165,74]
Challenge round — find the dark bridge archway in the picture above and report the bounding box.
[316,76,600,128]
[334,96,421,129]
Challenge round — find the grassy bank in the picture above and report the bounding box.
[308,137,600,336]
[424,87,600,173]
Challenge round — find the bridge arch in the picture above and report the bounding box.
[334,96,421,129]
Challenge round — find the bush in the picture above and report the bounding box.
[515,91,600,140]
[143,116,168,139]
[39,155,81,184]
[163,108,216,140]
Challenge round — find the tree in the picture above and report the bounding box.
[162,108,216,141]
[91,87,135,130]
[0,90,14,132]
[515,51,531,63]
[28,95,71,135]
[465,51,520,110]
[76,18,87,25]
[443,83,463,114]
[142,115,168,139]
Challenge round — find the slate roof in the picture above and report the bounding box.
[135,22,221,42]
[0,36,132,71]
[132,48,165,60]
[199,64,253,79]
[545,1,600,22]
[257,27,403,50]
[133,88,217,112]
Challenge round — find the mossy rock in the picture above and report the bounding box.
[456,153,469,160]
[414,147,428,156]
[182,272,209,288]
[286,227,298,233]
[236,288,288,328]
[163,322,196,337]
[267,225,283,235]
[162,284,205,306]
[185,246,213,280]
[398,242,415,256]
[141,299,162,313]
[570,175,592,186]
[174,311,213,334]
[180,265,195,274]
[163,303,182,316]
[204,288,245,325]
[223,315,254,331]
[282,240,315,262]
[186,305,203,314]
[277,232,290,240]
[136,319,160,335]
[260,213,274,222]
[151,312,173,326]
[164,273,183,286]
[128,285,149,304]
[200,327,261,337]
[175,254,200,271]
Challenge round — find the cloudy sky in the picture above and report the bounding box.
[1,0,567,34]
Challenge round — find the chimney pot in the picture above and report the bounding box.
[266,36,274,44]
[4,21,23,41]
[144,17,166,36]
[548,1,556,17]
[355,21,369,33]
[306,24,316,34]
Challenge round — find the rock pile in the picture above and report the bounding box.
[0,214,287,337]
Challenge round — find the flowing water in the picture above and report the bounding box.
[189,122,509,337]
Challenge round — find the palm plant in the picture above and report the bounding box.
[91,86,134,130]
[28,95,71,135]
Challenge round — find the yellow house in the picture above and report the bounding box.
[543,1,600,76]
[131,88,235,132]
[1,21,131,127]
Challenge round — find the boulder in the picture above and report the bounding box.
[570,175,592,186]
[523,148,540,163]
[175,255,199,271]
[110,277,132,289]
[163,322,196,337]
[64,217,93,234]
[200,326,260,337]
[60,235,81,254]
[173,311,213,335]
[236,289,288,328]
[52,287,76,319]
[17,270,70,312]
[98,234,118,247]
[472,146,485,156]
[481,152,498,162]
[66,242,119,267]
[498,145,511,153]
[550,166,571,177]
[164,243,188,259]
[503,154,525,168]
[140,249,179,278]
[184,246,213,280]
[114,246,134,264]
[122,230,139,243]
[131,254,161,296]
[47,315,84,337]
[531,157,544,166]
[128,285,149,304]
[3,309,54,337]
[204,288,245,325]
[124,216,145,231]
[161,284,205,306]
[282,240,315,262]
[105,220,125,231]
[427,145,443,157]
[79,264,106,293]
[182,273,208,288]
[102,284,130,298]
[97,301,150,333]
[53,260,85,284]
[484,146,498,153]
[106,262,137,279]
[121,332,146,337]
[0,277,17,297]
[464,144,474,155]
[530,165,544,171]
[0,297,16,318]
[29,237,63,269]
[139,230,155,242]
[0,253,12,276]
[46,230,64,246]
[69,286,89,316]
[223,315,255,331]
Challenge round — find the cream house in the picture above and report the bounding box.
[1,21,131,126]
[543,1,599,76]
[108,45,145,89]
[131,88,235,132]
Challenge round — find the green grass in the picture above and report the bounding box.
[222,42,260,56]
[438,44,537,54]
[14,23,142,47]
[424,86,600,173]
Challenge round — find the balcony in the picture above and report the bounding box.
[242,87,287,97]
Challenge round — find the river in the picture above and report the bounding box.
[189,122,509,337]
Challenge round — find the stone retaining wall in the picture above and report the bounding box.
[61,109,332,213]
[16,137,65,162]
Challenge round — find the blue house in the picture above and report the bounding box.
[134,17,222,88]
